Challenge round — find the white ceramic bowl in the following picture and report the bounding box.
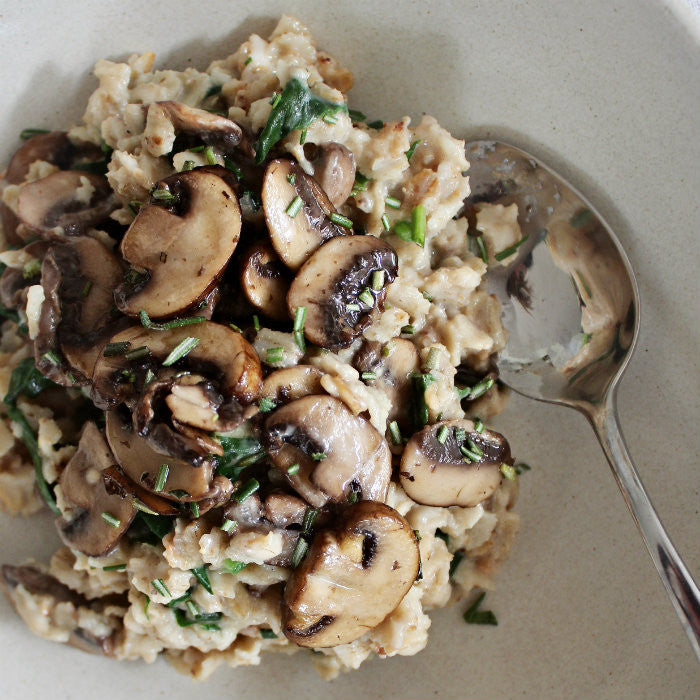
[1,1,698,697]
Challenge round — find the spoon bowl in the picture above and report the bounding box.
[464,139,700,659]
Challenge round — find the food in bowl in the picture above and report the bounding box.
[0,15,524,679]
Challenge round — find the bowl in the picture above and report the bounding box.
[0,1,698,697]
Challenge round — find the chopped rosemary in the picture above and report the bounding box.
[42,351,60,366]
[322,113,338,124]
[515,462,531,475]
[385,195,401,209]
[302,508,318,535]
[293,306,307,332]
[181,159,195,171]
[388,420,402,445]
[20,128,50,140]
[467,377,495,401]
[252,314,260,331]
[329,212,353,229]
[138,309,206,331]
[358,288,374,307]
[154,463,169,492]
[260,628,278,639]
[371,269,385,291]
[151,188,177,204]
[190,502,200,518]
[151,578,171,597]
[463,591,498,625]
[494,233,529,261]
[287,172,296,185]
[265,346,284,364]
[473,418,485,433]
[500,463,517,481]
[124,345,150,361]
[405,139,420,161]
[291,537,309,568]
[475,235,489,263]
[310,452,326,461]
[421,290,433,302]
[299,129,307,145]
[81,280,93,297]
[101,512,121,528]
[449,550,464,578]
[381,214,390,231]
[454,427,466,443]
[258,397,277,413]
[204,145,217,165]
[400,324,415,335]
[436,425,449,444]
[132,499,159,516]
[361,371,377,381]
[346,303,360,312]
[221,518,237,533]
[467,439,483,457]
[162,336,200,366]
[348,109,366,122]
[235,477,260,503]
[393,219,412,241]
[222,559,248,575]
[286,195,303,218]
[102,563,126,571]
[191,565,213,594]
[244,56,253,65]
[287,463,300,475]
[411,204,426,247]
[425,347,440,372]
[460,445,482,462]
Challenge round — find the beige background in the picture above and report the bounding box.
[0,1,698,698]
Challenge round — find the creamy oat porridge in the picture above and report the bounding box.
[0,16,525,680]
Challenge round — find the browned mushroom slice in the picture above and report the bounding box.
[155,101,244,154]
[400,419,510,507]
[307,142,356,208]
[0,239,49,309]
[105,410,216,502]
[91,321,262,411]
[282,501,420,648]
[240,241,291,321]
[56,422,136,556]
[222,491,308,566]
[287,235,398,349]
[353,338,420,431]
[34,236,124,386]
[262,159,347,270]
[260,365,326,406]
[16,171,118,238]
[114,168,241,319]
[5,131,103,185]
[264,395,391,508]
[0,564,122,656]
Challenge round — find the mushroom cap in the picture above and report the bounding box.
[282,500,420,647]
[91,321,262,411]
[399,418,510,507]
[115,168,241,319]
[239,241,291,321]
[307,142,356,209]
[353,338,420,430]
[261,159,346,270]
[16,171,117,238]
[264,395,391,508]
[35,236,124,385]
[105,409,216,502]
[260,365,326,405]
[287,235,398,349]
[56,422,136,556]
[5,131,103,185]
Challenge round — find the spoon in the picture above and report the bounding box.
[464,139,700,659]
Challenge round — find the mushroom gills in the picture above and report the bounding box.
[287,234,398,349]
[264,395,391,508]
[399,418,511,507]
[239,241,291,321]
[282,501,420,647]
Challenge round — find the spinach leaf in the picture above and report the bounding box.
[254,78,347,164]
[3,358,58,514]
[129,511,176,544]
[216,435,266,480]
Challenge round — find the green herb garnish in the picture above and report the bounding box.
[260,628,278,639]
[494,234,529,262]
[216,436,266,480]
[151,578,171,597]
[385,195,401,209]
[222,559,248,575]
[286,195,303,218]
[329,212,353,229]
[138,309,206,331]
[405,139,420,161]
[254,78,347,164]
[388,420,402,445]
[265,346,284,364]
[191,565,213,594]
[235,477,260,503]
[20,128,50,140]
[463,591,498,625]
[258,396,277,413]
[162,337,200,366]
[101,512,121,528]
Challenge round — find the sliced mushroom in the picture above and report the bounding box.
[56,422,136,556]
[0,564,121,656]
[282,500,420,647]
[105,409,216,502]
[5,131,103,185]
[260,365,326,406]
[0,239,49,309]
[399,419,511,507]
[287,235,398,349]
[239,241,291,321]
[262,159,346,270]
[16,171,118,238]
[155,101,245,155]
[91,321,262,412]
[307,143,356,208]
[102,465,179,516]
[353,338,420,431]
[222,490,309,566]
[114,168,241,319]
[264,395,391,508]
[34,236,124,386]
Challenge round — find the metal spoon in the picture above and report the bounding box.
[464,139,700,659]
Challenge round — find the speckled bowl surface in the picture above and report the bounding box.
[0,1,698,698]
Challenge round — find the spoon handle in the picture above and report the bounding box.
[590,390,700,660]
